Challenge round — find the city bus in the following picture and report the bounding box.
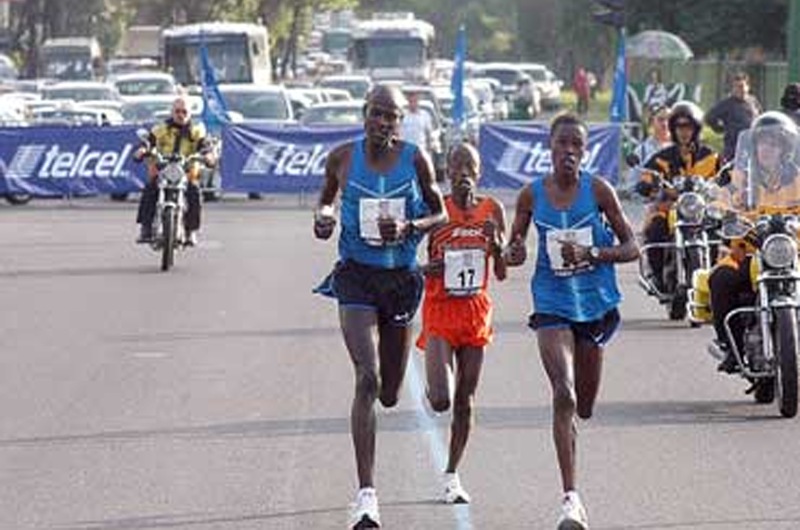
[40,37,103,80]
[161,22,271,87]
[350,13,435,83]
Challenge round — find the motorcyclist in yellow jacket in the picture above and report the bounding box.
[636,100,721,291]
[134,96,216,245]
[709,112,800,372]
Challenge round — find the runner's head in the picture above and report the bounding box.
[363,85,407,152]
[550,113,588,177]
[448,142,481,197]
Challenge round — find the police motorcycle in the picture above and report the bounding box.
[689,116,800,417]
[635,166,723,322]
[136,129,204,272]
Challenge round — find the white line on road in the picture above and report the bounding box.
[407,353,474,530]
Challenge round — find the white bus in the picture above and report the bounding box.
[161,22,271,87]
[40,37,103,81]
[351,13,435,83]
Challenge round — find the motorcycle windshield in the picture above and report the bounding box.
[725,124,800,213]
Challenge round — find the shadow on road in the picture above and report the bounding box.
[0,401,783,450]
[0,266,159,280]
[51,499,440,530]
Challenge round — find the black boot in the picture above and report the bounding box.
[137,224,154,243]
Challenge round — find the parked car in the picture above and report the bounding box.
[318,74,372,101]
[519,63,562,110]
[41,81,121,103]
[218,84,293,122]
[113,72,178,98]
[300,100,363,126]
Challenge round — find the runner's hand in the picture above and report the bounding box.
[421,259,444,277]
[314,206,336,240]
[560,241,590,267]
[504,234,526,266]
[378,216,408,243]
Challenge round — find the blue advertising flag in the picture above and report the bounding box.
[609,28,627,122]
[450,25,467,129]
[200,34,229,132]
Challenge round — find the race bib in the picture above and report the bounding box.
[444,248,486,296]
[359,198,406,246]
[546,227,594,275]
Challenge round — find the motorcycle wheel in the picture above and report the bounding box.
[754,377,776,404]
[161,208,175,272]
[774,307,799,418]
[5,193,32,205]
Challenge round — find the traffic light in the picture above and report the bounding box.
[592,0,625,28]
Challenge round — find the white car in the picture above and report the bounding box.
[112,72,178,98]
[519,63,562,110]
[41,81,121,102]
[218,84,294,122]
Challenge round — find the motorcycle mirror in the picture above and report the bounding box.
[136,128,150,144]
[625,153,641,168]
[716,163,733,187]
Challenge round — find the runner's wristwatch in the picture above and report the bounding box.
[589,246,601,262]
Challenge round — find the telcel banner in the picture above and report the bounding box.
[0,125,147,196]
[222,124,363,193]
[479,122,622,188]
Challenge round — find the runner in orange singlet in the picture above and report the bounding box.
[417,142,507,504]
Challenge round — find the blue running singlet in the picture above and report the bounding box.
[530,171,621,322]
[338,140,428,269]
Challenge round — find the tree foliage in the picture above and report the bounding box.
[7,0,791,79]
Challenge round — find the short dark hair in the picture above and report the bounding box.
[550,112,588,139]
[732,71,749,83]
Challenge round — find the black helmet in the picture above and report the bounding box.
[668,100,704,144]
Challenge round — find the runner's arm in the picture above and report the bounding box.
[314,145,345,240]
[592,177,640,263]
[408,148,447,236]
[505,185,533,267]
[487,197,508,280]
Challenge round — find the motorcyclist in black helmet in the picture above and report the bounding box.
[636,100,721,291]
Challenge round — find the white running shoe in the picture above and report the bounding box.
[443,472,471,504]
[557,491,589,530]
[349,487,381,529]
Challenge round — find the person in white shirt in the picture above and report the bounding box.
[401,92,433,155]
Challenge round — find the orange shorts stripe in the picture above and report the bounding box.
[416,292,493,350]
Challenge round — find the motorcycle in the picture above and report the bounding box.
[137,129,204,272]
[636,171,722,322]
[690,123,800,417]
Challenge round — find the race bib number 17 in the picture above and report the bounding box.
[444,248,486,296]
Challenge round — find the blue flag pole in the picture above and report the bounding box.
[451,25,467,136]
[199,31,229,134]
[609,27,627,123]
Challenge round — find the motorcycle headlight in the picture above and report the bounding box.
[762,234,797,269]
[677,192,706,223]
[161,164,185,185]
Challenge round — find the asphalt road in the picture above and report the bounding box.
[2,196,800,530]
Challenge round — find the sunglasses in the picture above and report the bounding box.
[174,109,188,116]
[674,121,693,129]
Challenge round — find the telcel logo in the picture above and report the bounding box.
[497,141,603,174]
[242,142,331,177]
[4,144,134,179]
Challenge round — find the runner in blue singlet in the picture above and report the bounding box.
[506,113,639,530]
[313,85,447,530]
